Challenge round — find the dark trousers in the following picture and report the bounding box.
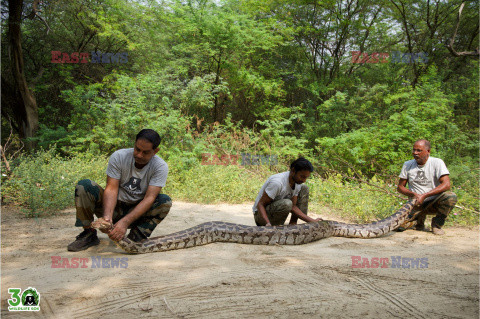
[401,191,457,229]
[254,185,309,226]
[74,179,172,238]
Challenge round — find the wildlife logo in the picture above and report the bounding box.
[122,177,142,195]
[8,287,40,311]
[413,170,428,186]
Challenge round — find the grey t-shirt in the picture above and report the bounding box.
[252,171,301,213]
[399,156,449,201]
[106,148,168,204]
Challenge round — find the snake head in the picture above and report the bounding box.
[91,217,113,233]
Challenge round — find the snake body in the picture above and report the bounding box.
[91,200,416,254]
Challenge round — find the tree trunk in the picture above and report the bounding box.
[8,0,38,147]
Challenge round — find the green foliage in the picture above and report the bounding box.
[53,73,194,156]
[2,0,478,226]
[308,174,477,226]
[308,174,406,223]
[4,149,476,225]
[179,73,231,119]
[316,67,475,176]
[167,162,272,203]
[2,148,107,216]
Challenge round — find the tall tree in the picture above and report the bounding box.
[3,0,39,146]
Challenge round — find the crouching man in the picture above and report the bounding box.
[253,157,321,226]
[397,139,457,235]
[68,129,172,251]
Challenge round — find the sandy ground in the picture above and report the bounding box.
[1,202,479,319]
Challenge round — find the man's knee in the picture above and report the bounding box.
[75,179,101,201]
[442,191,458,206]
[149,194,172,218]
[274,199,293,212]
[154,194,172,205]
[264,199,292,226]
[152,194,172,210]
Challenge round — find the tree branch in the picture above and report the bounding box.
[26,0,51,34]
[0,145,10,173]
[446,2,479,57]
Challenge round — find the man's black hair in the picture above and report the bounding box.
[290,157,313,172]
[136,129,161,149]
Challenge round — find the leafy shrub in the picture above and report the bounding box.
[315,67,477,178]
[2,147,477,226]
[166,160,275,203]
[308,174,478,226]
[2,148,107,216]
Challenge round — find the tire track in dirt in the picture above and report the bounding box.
[428,310,469,319]
[308,263,478,318]
[63,287,174,318]
[59,272,269,319]
[291,263,430,318]
[353,276,426,319]
[66,287,257,319]
[385,309,404,318]
[40,295,59,319]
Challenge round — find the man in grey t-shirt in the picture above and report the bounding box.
[397,139,457,235]
[68,129,172,251]
[253,157,321,226]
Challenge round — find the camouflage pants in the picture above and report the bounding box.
[74,179,172,238]
[401,191,457,230]
[254,184,309,226]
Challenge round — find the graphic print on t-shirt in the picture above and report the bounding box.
[413,170,428,186]
[122,177,142,195]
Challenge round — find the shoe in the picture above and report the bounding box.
[431,215,446,235]
[127,227,147,242]
[414,212,427,231]
[67,228,100,251]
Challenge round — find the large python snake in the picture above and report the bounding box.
[91,200,416,254]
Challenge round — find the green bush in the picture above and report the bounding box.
[2,147,477,226]
[315,68,478,177]
[166,159,275,203]
[307,174,478,226]
[307,174,403,222]
[2,148,107,216]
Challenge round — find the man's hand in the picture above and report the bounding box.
[414,193,427,206]
[98,218,113,234]
[108,219,129,241]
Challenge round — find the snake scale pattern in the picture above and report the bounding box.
[91,200,416,254]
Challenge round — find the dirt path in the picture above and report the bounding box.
[1,202,479,319]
